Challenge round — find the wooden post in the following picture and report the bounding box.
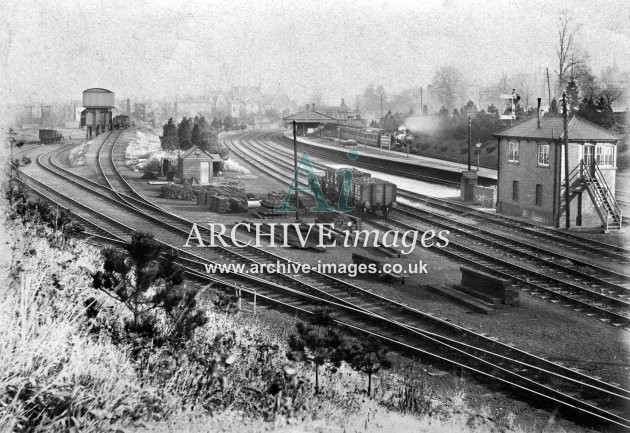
[467,116,472,171]
[562,92,570,229]
[293,121,299,221]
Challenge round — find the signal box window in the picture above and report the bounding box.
[595,145,614,167]
[535,184,543,206]
[508,141,519,163]
[512,180,519,202]
[537,144,550,166]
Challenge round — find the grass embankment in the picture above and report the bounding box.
[0,206,538,432]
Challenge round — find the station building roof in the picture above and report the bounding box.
[493,116,620,142]
[282,110,338,124]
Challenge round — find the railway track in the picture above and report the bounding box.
[253,131,630,263]
[224,132,630,322]
[15,131,630,429]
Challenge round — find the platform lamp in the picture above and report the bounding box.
[475,141,482,171]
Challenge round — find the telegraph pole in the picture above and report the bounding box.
[292,121,299,221]
[546,67,552,108]
[562,92,570,229]
[467,116,472,171]
[380,94,383,121]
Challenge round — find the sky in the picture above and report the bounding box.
[0,0,628,105]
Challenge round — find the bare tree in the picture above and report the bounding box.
[513,73,540,110]
[555,14,588,95]
[429,65,468,110]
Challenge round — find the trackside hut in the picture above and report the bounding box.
[493,116,621,230]
[178,146,222,185]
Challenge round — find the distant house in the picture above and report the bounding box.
[178,146,223,185]
[213,94,229,119]
[493,115,621,231]
[229,100,245,119]
[312,99,349,123]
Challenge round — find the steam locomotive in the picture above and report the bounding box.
[324,124,414,151]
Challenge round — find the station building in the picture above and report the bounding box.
[178,146,223,185]
[493,115,621,231]
[282,109,338,136]
[81,88,115,139]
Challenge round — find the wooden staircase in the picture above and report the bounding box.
[582,161,622,231]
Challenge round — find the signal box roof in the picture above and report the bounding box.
[282,110,338,124]
[493,116,620,142]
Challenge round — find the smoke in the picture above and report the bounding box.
[400,115,443,135]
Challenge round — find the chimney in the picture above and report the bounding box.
[537,98,542,129]
[312,102,316,110]
[306,104,310,111]
[341,98,345,106]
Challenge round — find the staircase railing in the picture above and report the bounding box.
[581,161,622,230]
[593,160,622,223]
[582,162,611,230]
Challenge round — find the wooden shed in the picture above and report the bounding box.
[178,146,223,185]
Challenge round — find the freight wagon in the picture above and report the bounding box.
[318,166,396,217]
[113,115,130,129]
[38,129,63,144]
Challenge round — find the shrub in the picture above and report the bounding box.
[440,146,448,152]
[485,145,496,154]
[142,159,161,173]
[91,233,208,352]
[141,171,159,180]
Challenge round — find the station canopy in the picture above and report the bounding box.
[282,110,338,125]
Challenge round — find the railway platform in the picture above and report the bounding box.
[283,132,497,186]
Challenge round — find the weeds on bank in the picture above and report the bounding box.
[0,182,528,432]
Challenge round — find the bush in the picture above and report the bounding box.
[440,146,448,152]
[142,159,161,173]
[0,223,171,431]
[485,146,496,154]
[141,171,159,180]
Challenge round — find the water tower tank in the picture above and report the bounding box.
[83,88,115,108]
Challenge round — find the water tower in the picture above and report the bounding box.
[82,88,115,139]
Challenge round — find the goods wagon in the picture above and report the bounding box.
[39,129,63,144]
[113,115,130,129]
[317,166,396,217]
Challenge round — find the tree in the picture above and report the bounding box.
[346,335,391,396]
[223,115,236,131]
[91,232,208,352]
[194,115,210,132]
[514,73,540,110]
[461,100,478,117]
[191,123,202,148]
[429,66,467,110]
[177,117,193,151]
[287,308,346,394]
[160,117,178,151]
[210,117,222,130]
[486,104,499,117]
[565,80,580,115]
[198,130,230,158]
[555,14,587,95]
